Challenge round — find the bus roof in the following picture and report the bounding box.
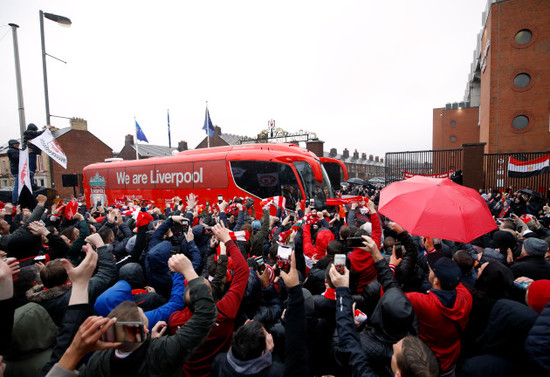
[84,143,320,170]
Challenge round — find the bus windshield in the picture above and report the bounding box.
[294,161,334,202]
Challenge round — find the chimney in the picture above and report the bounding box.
[214,126,221,136]
[178,140,188,152]
[329,148,337,157]
[353,149,359,159]
[369,154,374,160]
[70,117,88,131]
[380,158,384,163]
[343,148,349,159]
[125,134,134,146]
[306,140,324,158]
[361,153,366,160]
[375,156,379,162]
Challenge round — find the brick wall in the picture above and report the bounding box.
[482,0,550,153]
[53,130,112,199]
[433,107,480,150]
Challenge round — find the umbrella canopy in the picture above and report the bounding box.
[347,177,368,186]
[378,176,497,243]
[519,188,543,200]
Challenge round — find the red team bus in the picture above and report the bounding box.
[83,143,347,215]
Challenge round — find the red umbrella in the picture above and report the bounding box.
[378,176,496,243]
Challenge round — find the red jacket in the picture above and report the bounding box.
[347,214,382,292]
[168,240,249,377]
[406,283,473,371]
[303,226,334,259]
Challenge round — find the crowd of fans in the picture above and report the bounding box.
[0,183,549,377]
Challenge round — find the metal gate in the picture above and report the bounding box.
[384,149,462,184]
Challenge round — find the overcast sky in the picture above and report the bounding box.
[1,0,488,158]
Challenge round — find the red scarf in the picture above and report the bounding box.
[322,288,336,301]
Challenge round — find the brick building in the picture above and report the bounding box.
[49,118,113,199]
[433,0,550,153]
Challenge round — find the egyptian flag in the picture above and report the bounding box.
[508,155,550,178]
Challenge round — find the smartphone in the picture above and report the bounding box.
[218,195,223,204]
[255,256,266,273]
[394,242,403,259]
[334,254,346,274]
[100,322,145,343]
[345,237,365,248]
[277,245,292,273]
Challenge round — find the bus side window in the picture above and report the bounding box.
[231,161,301,209]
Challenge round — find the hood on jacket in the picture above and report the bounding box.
[119,262,147,289]
[146,241,172,271]
[316,229,335,255]
[26,284,71,304]
[94,280,133,316]
[432,284,472,326]
[367,287,416,343]
[6,302,57,360]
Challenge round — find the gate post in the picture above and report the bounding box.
[461,143,486,190]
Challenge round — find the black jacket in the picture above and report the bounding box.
[525,302,550,373]
[510,255,550,280]
[1,204,46,258]
[26,244,117,326]
[7,145,19,176]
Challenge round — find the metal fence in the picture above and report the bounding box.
[384,149,463,184]
[483,151,550,195]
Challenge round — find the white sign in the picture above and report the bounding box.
[30,129,67,169]
[18,148,32,195]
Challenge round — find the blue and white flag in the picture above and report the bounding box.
[203,106,215,138]
[136,120,149,143]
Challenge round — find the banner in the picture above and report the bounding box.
[30,129,68,169]
[403,171,454,180]
[508,155,549,178]
[18,148,32,195]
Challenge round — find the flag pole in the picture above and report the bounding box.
[167,109,172,149]
[134,116,139,160]
[206,101,210,148]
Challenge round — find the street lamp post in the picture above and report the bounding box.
[8,23,26,141]
[39,10,71,127]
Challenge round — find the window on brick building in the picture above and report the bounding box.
[512,115,529,130]
[514,29,532,45]
[449,136,457,143]
[450,120,456,127]
[513,73,531,88]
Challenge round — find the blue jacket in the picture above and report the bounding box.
[94,274,185,331]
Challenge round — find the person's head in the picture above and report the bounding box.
[98,227,115,245]
[251,220,261,232]
[521,238,548,257]
[452,250,474,275]
[231,320,270,361]
[326,240,344,258]
[339,225,351,240]
[526,279,550,313]
[241,223,252,235]
[108,301,149,352]
[391,336,439,377]
[475,260,514,299]
[8,139,20,149]
[325,263,336,289]
[26,123,38,131]
[14,264,41,296]
[40,260,68,288]
[427,252,461,291]
[61,226,79,243]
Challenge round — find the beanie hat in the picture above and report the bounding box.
[523,238,548,257]
[527,280,550,314]
[474,260,514,299]
[251,220,261,230]
[8,139,20,147]
[136,211,154,228]
[427,252,461,289]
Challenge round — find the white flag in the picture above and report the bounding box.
[18,148,32,195]
[30,129,67,169]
